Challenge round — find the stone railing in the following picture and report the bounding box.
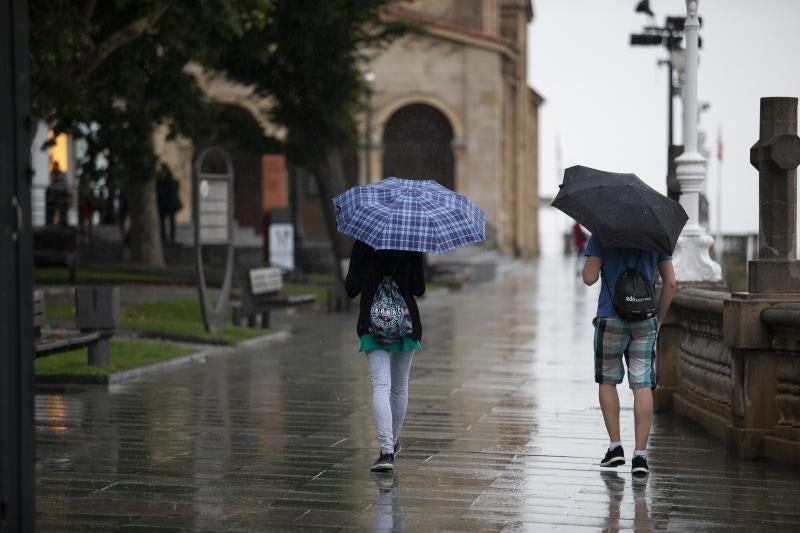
[657,289,800,465]
[656,96,800,465]
[656,289,731,441]
[760,303,800,460]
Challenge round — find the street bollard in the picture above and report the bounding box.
[75,286,120,367]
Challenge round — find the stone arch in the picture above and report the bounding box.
[380,102,458,191]
[375,94,464,143]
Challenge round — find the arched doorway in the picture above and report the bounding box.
[382,103,455,190]
[210,104,280,234]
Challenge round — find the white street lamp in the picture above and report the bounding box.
[363,70,375,184]
[672,0,722,282]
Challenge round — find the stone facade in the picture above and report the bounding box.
[368,0,542,256]
[156,1,542,258]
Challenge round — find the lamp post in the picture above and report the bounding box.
[630,6,688,201]
[363,70,375,184]
[672,0,721,282]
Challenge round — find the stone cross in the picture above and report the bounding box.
[748,97,800,293]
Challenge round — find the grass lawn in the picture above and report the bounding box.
[281,283,330,307]
[35,267,186,285]
[43,299,75,322]
[44,298,270,344]
[426,282,446,293]
[121,299,267,343]
[302,272,335,284]
[35,338,194,376]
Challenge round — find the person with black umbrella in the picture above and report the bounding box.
[554,166,683,477]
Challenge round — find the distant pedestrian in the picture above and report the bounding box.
[157,163,182,243]
[46,161,70,226]
[572,222,587,274]
[78,179,100,238]
[116,186,130,245]
[582,239,675,477]
[345,239,425,472]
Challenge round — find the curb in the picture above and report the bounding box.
[35,330,290,386]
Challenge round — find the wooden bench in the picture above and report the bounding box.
[233,267,316,328]
[33,288,119,367]
[33,226,78,282]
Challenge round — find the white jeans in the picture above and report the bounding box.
[366,349,415,454]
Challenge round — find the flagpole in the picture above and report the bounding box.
[716,126,723,244]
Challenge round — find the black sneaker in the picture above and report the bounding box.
[600,445,626,467]
[631,455,649,477]
[394,441,401,456]
[370,453,394,472]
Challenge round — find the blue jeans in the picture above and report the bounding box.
[366,349,415,454]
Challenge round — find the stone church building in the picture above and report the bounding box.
[364,0,542,256]
[156,0,542,260]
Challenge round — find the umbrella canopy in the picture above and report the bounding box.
[552,165,688,255]
[333,177,486,254]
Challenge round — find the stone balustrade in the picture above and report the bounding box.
[656,97,800,465]
[656,289,731,441]
[657,290,800,464]
[760,303,800,460]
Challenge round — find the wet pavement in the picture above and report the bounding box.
[36,255,800,531]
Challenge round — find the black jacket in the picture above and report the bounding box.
[345,240,426,341]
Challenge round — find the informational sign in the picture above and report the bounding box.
[198,179,229,244]
[269,223,294,271]
[192,146,235,334]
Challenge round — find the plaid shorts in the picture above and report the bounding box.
[593,317,657,389]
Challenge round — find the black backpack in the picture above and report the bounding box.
[611,252,657,322]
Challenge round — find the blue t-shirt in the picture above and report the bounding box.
[585,236,672,318]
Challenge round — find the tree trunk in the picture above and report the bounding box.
[127,178,165,267]
[312,144,353,309]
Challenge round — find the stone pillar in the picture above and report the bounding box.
[747,97,800,293]
[671,0,722,283]
[722,97,800,460]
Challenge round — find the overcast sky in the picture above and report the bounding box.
[528,0,800,237]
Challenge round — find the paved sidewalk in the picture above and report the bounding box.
[36,255,800,531]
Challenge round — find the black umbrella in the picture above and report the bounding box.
[552,165,688,255]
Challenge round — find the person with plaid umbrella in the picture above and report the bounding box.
[336,177,485,471]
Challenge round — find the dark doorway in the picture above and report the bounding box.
[382,103,455,191]
[212,104,280,235]
[1,0,35,530]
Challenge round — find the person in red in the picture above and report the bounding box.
[572,222,588,274]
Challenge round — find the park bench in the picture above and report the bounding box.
[233,267,316,328]
[33,226,78,282]
[33,287,119,367]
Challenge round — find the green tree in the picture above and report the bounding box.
[215,0,409,287]
[30,0,274,266]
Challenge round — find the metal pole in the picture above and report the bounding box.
[716,127,723,240]
[672,0,721,282]
[666,59,676,200]
[365,88,373,183]
[683,5,698,157]
[667,39,674,149]
[0,0,35,529]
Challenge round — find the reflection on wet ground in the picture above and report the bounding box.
[36,256,800,531]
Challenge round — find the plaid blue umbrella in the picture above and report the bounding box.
[333,177,486,254]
